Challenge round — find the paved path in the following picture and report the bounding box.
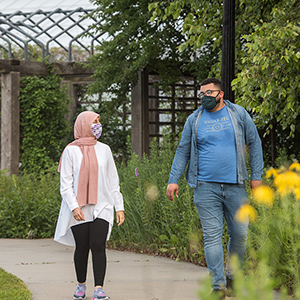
[0,239,208,300]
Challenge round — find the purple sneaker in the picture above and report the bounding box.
[92,287,110,300]
[74,283,86,299]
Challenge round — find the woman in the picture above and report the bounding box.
[54,111,125,300]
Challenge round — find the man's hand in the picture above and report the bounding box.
[166,183,179,202]
[250,180,262,190]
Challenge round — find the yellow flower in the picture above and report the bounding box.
[294,188,300,200]
[289,162,300,173]
[266,168,278,179]
[274,171,300,196]
[235,204,257,224]
[252,185,274,207]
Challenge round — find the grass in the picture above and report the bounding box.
[0,268,32,300]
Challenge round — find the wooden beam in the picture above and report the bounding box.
[0,60,94,78]
[1,71,20,175]
[131,69,149,157]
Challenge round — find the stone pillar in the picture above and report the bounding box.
[1,71,20,175]
[131,69,149,157]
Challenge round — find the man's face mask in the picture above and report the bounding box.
[91,123,102,139]
[199,90,221,111]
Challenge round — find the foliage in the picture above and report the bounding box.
[236,161,300,294]
[109,137,206,264]
[19,68,70,173]
[87,0,217,96]
[0,167,61,239]
[232,0,300,137]
[0,268,32,300]
[85,0,219,156]
[95,99,131,162]
[149,0,280,77]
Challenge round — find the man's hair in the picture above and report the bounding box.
[200,78,222,90]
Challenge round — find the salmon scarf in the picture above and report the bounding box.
[58,111,100,207]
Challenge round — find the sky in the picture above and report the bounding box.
[0,0,96,13]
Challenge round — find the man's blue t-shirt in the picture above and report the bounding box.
[197,105,237,183]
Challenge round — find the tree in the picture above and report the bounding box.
[231,0,300,148]
[88,0,187,95]
[149,0,300,163]
[86,0,220,156]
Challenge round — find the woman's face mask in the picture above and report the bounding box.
[91,123,102,139]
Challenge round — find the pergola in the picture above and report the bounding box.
[0,2,235,175]
[0,7,102,61]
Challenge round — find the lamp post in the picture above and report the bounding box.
[221,0,235,102]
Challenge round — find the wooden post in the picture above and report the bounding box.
[131,69,149,157]
[61,80,78,122]
[221,0,235,102]
[1,71,20,175]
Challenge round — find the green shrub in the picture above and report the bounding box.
[0,166,61,239]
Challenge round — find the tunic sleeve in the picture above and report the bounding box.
[106,147,124,212]
[60,147,80,212]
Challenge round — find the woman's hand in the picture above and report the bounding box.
[72,207,85,221]
[116,211,125,226]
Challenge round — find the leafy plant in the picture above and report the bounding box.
[0,167,61,239]
[109,137,206,264]
[19,67,70,174]
[237,161,300,294]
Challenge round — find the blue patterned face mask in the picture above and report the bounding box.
[91,123,102,139]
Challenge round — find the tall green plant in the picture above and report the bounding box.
[0,167,61,239]
[19,68,70,173]
[238,161,300,294]
[110,137,205,264]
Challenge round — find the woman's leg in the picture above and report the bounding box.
[89,218,109,287]
[71,222,90,284]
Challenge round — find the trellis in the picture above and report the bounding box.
[131,69,199,157]
[0,8,102,61]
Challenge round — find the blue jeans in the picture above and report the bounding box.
[194,181,249,290]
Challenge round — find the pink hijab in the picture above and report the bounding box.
[58,111,100,207]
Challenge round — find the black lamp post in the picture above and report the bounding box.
[221,0,235,102]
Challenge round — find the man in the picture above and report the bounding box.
[166,78,263,299]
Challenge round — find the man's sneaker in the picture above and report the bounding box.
[73,283,86,299]
[226,276,236,297]
[208,289,226,300]
[92,286,110,300]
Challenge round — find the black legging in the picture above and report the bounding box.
[71,218,109,287]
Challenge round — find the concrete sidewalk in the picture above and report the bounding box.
[0,239,208,300]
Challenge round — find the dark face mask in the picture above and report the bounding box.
[201,94,220,111]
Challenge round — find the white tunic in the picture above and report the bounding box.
[54,142,124,246]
